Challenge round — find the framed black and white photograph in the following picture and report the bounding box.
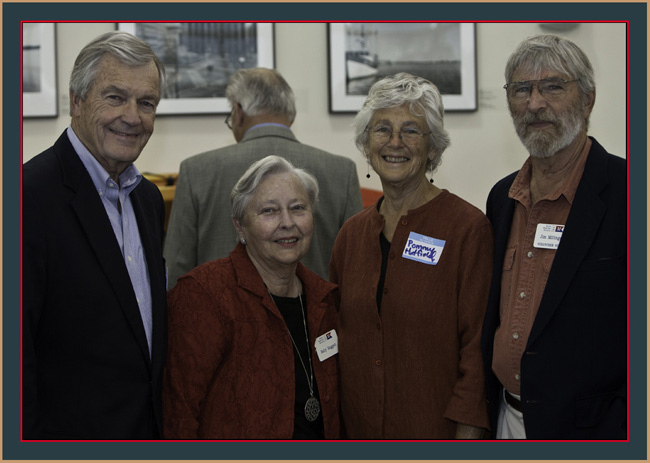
[22,23,58,118]
[118,22,275,115]
[328,23,477,113]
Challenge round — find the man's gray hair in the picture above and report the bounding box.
[69,31,165,106]
[353,72,450,172]
[225,68,297,122]
[231,155,318,224]
[505,34,595,103]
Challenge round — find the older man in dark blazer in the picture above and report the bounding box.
[22,31,168,439]
[481,35,627,439]
[163,68,363,288]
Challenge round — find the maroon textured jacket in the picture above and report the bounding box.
[163,243,341,439]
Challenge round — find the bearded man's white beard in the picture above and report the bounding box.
[513,106,585,159]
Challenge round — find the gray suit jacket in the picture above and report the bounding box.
[164,125,363,287]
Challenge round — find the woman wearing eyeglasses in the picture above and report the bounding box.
[329,73,492,439]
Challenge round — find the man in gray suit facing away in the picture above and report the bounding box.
[164,68,363,287]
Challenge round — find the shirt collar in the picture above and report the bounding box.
[508,137,592,207]
[244,122,290,137]
[67,126,142,194]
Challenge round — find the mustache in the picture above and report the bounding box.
[517,111,559,125]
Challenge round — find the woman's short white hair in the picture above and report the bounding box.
[231,155,319,223]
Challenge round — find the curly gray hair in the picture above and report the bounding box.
[353,72,450,172]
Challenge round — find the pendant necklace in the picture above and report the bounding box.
[270,291,321,422]
[291,294,321,422]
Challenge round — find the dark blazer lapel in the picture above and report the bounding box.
[527,146,608,347]
[57,141,152,365]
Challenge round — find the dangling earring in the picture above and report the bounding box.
[366,163,371,179]
[429,166,434,183]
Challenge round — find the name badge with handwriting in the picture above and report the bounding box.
[402,232,446,265]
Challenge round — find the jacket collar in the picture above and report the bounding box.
[229,243,337,304]
[240,125,298,144]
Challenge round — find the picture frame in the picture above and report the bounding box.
[22,22,58,118]
[118,22,275,115]
[328,23,477,113]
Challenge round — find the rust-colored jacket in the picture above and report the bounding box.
[163,243,341,439]
[330,191,492,439]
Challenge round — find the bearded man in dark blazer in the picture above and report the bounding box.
[22,31,168,439]
[481,34,627,439]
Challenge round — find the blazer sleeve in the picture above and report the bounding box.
[163,161,199,289]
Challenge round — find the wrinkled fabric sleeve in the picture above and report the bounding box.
[443,217,493,431]
[163,162,199,289]
[162,275,226,438]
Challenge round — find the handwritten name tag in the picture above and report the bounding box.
[402,232,446,265]
[315,330,338,362]
[534,223,565,249]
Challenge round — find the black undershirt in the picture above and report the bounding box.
[376,197,391,312]
[271,293,325,439]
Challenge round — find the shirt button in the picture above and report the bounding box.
[128,256,133,262]
[512,332,519,340]
[527,251,534,258]
[376,360,382,366]
[515,374,521,381]
[519,291,526,299]
[383,287,389,294]
[401,219,408,226]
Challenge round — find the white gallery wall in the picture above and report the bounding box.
[21,22,627,211]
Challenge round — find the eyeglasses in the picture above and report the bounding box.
[367,125,431,145]
[225,109,234,129]
[503,78,578,102]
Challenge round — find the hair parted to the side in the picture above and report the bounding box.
[353,72,450,172]
[69,31,165,113]
[230,155,319,224]
[225,68,297,122]
[505,34,595,103]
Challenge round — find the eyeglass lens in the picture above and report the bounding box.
[370,126,426,143]
[507,78,572,101]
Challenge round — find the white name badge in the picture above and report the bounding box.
[402,231,446,265]
[534,223,565,249]
[315,330,338,362]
